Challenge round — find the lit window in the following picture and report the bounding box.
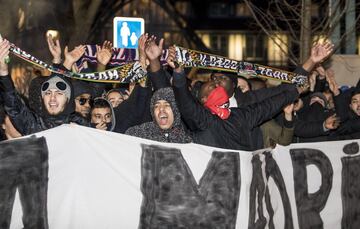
[228,34,245,60]
[267,33,288,66]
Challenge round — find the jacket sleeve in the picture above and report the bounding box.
[0,75,37,135]
[261,119,294,147]
[148,68,171,91]
[334,89,354,122]
[172,71,218,131]
[235,83,296,107]
[294,119,328,138]
[113,84,151,133]
[241,86,299,129]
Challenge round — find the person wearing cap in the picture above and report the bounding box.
[0,39,88,135]
[72,80,94,119]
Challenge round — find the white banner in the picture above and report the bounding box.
[2,125,359,229]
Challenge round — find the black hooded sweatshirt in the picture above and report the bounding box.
[0,74,88,135]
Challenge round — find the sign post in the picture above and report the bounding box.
[113,17,145,49]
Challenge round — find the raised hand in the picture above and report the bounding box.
[138,33,149,69]
[0,39,10,75]
[47,34,61,64]
[324,114,340,130]
[63,45,86,70]
[310,42,334,64]
[96,40,113,66]
[145,35,164,61]
[166,45,183,73]
[283,103,294,121]
[325,68,340,96]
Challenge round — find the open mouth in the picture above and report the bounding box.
[48,102,59,109]
[158,113,168,125]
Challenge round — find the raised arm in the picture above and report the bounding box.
[0,39,37,135]
[145,35,171,90]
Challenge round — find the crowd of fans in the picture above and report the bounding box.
[0,33,359,151]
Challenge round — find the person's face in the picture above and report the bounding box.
[42,89,68,115]
[350,94,360,116]
[153,100,174,130]
[237,78,250,93]
[91,107,112,124]
[2,116,22,140]
[199,81,217,104]
[107,91,124,108]
[211,73,234,96]
[75,93,92,118]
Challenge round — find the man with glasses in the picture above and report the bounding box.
[73,80,94,119]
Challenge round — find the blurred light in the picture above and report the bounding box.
[312,35,331,44]
[197,33,210,48]
[229,34,244,60]
[46,30,60,40]
[358,36,360,55]
[268,33,288,65]
[18,8,25,30]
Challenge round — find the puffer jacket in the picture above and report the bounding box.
[0,74,88,135]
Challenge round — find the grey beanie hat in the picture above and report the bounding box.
[41,75,71,101]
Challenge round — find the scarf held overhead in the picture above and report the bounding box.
[7,39,307,86]
[8,41,147,83]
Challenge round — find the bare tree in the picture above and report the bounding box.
[244,0,360,64]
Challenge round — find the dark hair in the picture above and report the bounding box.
[91,98,111,110]
[351,88,360,98]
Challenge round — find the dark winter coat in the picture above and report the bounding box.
[172,71,299,151]
[0,74,88,135]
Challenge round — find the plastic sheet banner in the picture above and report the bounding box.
[1,125,359,228]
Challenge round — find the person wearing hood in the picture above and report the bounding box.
[126,87,192,143]
[0,39,87,135]
[72,80,94,119]
[90,97,116,132]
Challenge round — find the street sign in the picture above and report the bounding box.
[113,17,145,49]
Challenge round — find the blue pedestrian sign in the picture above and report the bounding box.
[113,17,145,49]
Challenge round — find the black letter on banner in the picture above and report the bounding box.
[0,136,49,229]
[341,142,360,229]
[290,148,333,229]
[248,154,267,229]
[139,144,241,229]
[263,152,293,229]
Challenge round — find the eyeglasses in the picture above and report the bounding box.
[41,81,67,92]
[76,98,93,106]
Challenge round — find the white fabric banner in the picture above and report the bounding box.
[5,125,360,229]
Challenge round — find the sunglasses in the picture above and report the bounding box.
[76,98,93,106]
[41,81,67,92]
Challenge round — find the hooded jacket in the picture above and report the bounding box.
[0,74,88,135]
[125,87,192,143]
